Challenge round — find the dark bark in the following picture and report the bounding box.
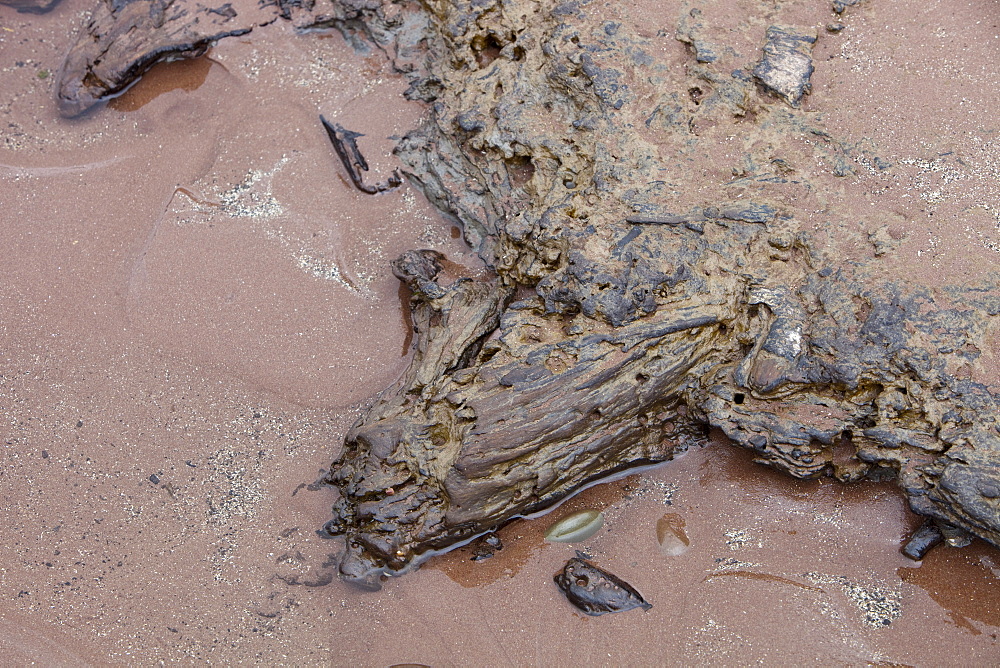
[55,0,1000,591]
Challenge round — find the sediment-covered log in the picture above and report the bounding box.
[55,0,1000,590]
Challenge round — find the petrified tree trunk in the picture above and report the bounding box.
[315,0,1000,588]
[327,246,735,587]
[55,0,1000,590]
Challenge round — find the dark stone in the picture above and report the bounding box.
[0,0,61,14]
[470,533,502,561]
[752,25,817,107]
[901,520,943,560]
[833,0,865,14]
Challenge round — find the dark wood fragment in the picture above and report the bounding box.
[554,557,652,616]
[320,116,403,194]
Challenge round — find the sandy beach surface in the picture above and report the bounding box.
[1,0,999,663]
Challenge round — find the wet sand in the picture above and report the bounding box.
[1,0,999,664]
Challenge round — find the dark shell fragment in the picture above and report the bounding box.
[554,557,652,616]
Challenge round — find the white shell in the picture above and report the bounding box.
[544,510,605,543]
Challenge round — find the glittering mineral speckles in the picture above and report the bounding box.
[724,527,762,550]
[805,572,902,628]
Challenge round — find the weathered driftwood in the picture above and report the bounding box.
[56,0,274,117]
[56,0,1000,590]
